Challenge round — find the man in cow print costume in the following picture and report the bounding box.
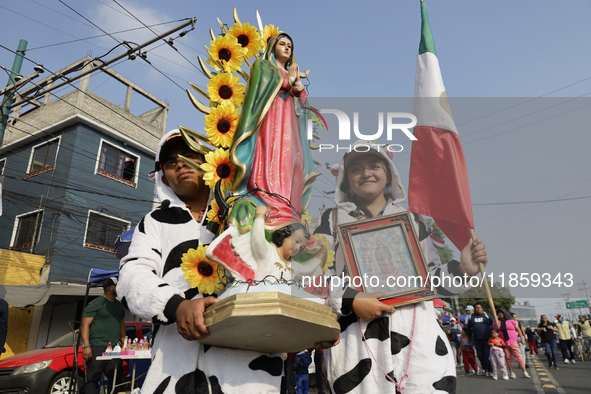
[117,130,283,394]
[314,141,488,394]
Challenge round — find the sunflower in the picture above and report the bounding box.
[226,22,263,59]
[181,245,226,294]
[201,148,236,194]
[206,199,222,225]
[204,103,239,148]
[300,209,312,228]
[207,72,245,108]
[261,24,282,47]
[206,34,246,73]
[313,234,336,274]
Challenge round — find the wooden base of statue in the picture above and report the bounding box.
[201,291,340,353]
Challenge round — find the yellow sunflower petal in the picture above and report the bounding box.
[207,73,245,108]
[300,210,312,228]
[226,22,263,59]
[261,25,282,48]
[206,199,221,224]
[204,103,240,148]
[201,148,236,194]
[323,249,335,273]
[180,245,226,293]
[311,234,335,274]
[206,34,246,73]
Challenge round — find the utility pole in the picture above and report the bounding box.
[0,39,27,145]
[578,280,591,316]
[561,293,573,322]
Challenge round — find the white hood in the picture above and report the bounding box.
[334,140,406,214]
[153,129,213,206]
[327,140,408,277]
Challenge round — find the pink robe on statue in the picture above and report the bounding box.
[246,69,307,229]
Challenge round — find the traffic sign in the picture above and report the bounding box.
[566,300,589,309]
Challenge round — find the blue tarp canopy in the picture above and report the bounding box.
[87,268,119,285]
[115,226,135,258]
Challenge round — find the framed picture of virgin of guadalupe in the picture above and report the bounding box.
[337,211,437,308]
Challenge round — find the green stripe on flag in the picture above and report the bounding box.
[419,0,437,56]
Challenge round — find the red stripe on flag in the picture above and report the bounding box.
[409,126,474,250]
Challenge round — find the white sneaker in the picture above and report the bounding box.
[524,371,531,378]
[492,375,498,380]
[564,359,570,364]
[503,374,509,380]
[510,372,517,379]
[571,359,576,364]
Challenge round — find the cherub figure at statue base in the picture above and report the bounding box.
[205,201,326,283]
[202,201,339,354]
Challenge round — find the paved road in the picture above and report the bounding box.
[303,349,590,393]
[457,351,590,393]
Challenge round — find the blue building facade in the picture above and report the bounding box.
[0,119,155,284]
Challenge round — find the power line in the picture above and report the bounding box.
[27,21,188,51]
[0,5,93,48]
[54,1,185,91]
[0,43,169,142]
[94,0,204,56]
[462,97,591,146]
[455,76,591,130]
[110,0,204,80]
[2,4,200,81]
[473,194,591,206]
[29,0,99,30]
[58,0,122,44]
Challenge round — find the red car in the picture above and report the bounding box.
[0,322,152,394]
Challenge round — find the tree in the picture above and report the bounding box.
[457,282,515,314]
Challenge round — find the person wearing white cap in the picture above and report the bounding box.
[464,305,474,325]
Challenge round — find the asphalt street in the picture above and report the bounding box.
[302,348,590,393]
[457,351,589,393]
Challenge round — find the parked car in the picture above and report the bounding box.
[0,321,152,394]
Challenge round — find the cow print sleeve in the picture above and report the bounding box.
[118,213,185,325]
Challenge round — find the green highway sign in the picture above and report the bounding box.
[566,300,589,309]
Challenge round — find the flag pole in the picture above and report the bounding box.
[470,228,498,326]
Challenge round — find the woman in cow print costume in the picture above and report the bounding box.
[117,130,284,394]
[314,140,487,394]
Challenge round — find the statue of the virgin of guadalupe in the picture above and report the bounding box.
[229,33,319,231]
[206,33,327,282]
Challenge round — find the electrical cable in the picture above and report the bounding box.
[1,4,201,82]
[112,0,203,74]
[26,21,189,51]
[55,2,185,91]
[95,0,205,56]
[0,44,169,144]
[58,0,122,44]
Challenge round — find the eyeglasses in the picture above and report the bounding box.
[162,152,203,170]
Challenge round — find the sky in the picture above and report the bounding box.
[1,0,590,320]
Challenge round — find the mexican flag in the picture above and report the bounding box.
[408,0,474,250]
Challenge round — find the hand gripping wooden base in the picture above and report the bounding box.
[201,291,340,353]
